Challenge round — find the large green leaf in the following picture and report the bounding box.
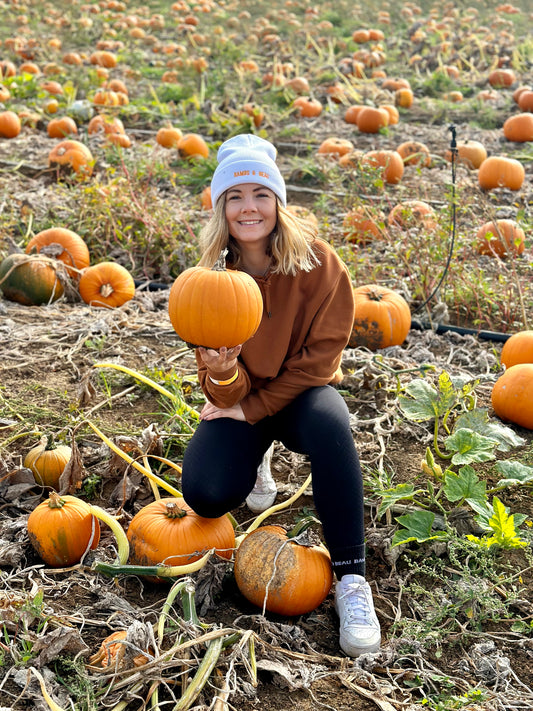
[495,460,533,487]
[455,409,525,452]
[392,510,447,547]
[443,465,487,505]
[444,428,498,465]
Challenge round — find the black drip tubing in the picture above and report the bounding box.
[410,319,511,343]
[134,279,170,291]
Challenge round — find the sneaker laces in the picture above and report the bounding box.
[338,581,373,626]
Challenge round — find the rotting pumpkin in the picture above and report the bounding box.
[0,253,64,305]
[26,227,90,277]
[168,251,263,349]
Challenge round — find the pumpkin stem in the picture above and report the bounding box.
[100,283,114,297]
[287,515,321,539]
[47,490,66,509]
[165,502,188,519]
[366,287,384,302]
[212,248,228,271]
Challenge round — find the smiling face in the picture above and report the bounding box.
[224,183,277,251]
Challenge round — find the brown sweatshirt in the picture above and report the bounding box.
[196,239,355,424]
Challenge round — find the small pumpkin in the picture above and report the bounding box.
[87,114,125,136]
[491,364,533,430]
[503,113,533,143]
[343,105,364,125]
[168,251,263,349]
[234,519,333,616]
[356,106,389,133]
[292,96,323,118]
[500,331,533,369]
[388,200,436,229]
[27,491,100,567]
[177,133,209,159]
[24,435,72,489]
[478,156,525,191]
[78,262,136,309]
[475,219,525,258]
[0,254,64,305]
[126,498,235,574]
[239,103,264,128]
[349,284,411,350]
[47,116,77,138]
[48,139,94,178]
[396,140,431,167]
[156,125,183,148]
[88,629,151,669]
[361,149,404,184]
[445,140,487,169]
[317,137,354,157]
[0,110,22,138]
[26,227,90,277]
[343,207,384,244]
[488,68,515,88]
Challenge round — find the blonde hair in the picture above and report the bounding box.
[198,194,320,275]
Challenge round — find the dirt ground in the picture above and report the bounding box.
[2,284,533,710]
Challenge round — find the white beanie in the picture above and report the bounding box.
[210,134,286,207]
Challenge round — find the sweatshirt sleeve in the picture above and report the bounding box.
[241,263,355,424]
[196,351,252,408]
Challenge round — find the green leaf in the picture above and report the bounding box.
[437,371,457,412]
[377,483,421,517]
[443,465,487,505]
[495,460,533,487]
[398,380,443,422]
[391,510,447,547]
[444,428,498,465]
[455,409,525,452]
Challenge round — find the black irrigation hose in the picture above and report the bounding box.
[411,124,458,318]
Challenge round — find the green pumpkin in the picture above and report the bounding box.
[0,254,64,305]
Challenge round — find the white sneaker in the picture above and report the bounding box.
[335,574,381,657]
[246,444,277,513]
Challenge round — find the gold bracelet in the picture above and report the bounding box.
[208,370,239,386]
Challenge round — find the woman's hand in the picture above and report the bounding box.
[198,345,242,371]
[200,401,246,421]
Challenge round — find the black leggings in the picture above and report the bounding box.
[182,386,366,577]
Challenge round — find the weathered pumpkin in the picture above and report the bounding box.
[387,200,436,229]
[500,331,533,369]
[343,207,384,244]
[292,96,323,118]
[27,492,100,567]
[24,435,72,489]
[478,156,525,191]
[0,254,64,305]
[475,219,525,258]
[396,140,431,167]
[168,253,263,349]
[48,139,94,178]
[126,498,235,573]
[349,284,411,350]
[26,227,90,277]
[47,116,78,138]
[317,137,354,158]
[78,262,136,309]
[361,149,404,185]
[445,140,487,169]
[177,133,209,159]
[156,125,183,148]
[234,522,333,616]
[356,106,389,133]
[491,364,533,430]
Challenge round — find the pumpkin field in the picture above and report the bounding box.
[1,0,533,708]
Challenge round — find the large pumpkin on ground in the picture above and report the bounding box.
[27,492,100,567]
[0,254,64,305]
[26,227,90,277]
[491,364,533,430]
[500,331,533,369]
[475,219,525,258]
[234,523,333,616]
[126,498,235,573]
[478,156,525,191]
[168,255,263,349]
[349,285,411,350]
